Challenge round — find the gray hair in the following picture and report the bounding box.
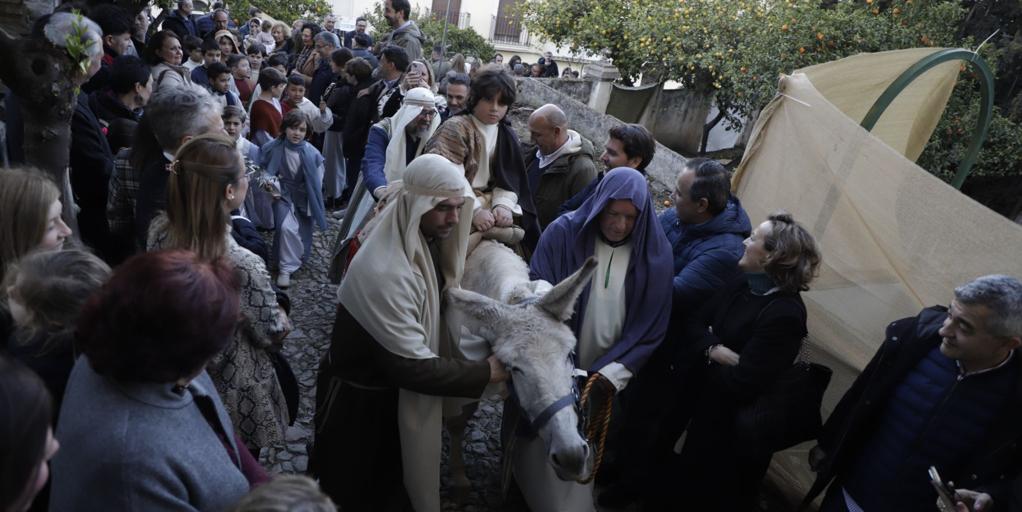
[146,84,222,151]
[314,31,339,48]
[231,475,335,512]
[954,274,1022,338]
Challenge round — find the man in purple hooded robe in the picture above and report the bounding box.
[510,168,672,510]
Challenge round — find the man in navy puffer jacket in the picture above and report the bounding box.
[597,158,752,508]
[806,275,1022,512]
[660,163,751,312]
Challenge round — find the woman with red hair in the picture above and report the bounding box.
[49,250,267,510]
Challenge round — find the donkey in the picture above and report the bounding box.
[446,240,598,482]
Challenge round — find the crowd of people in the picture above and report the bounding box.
[1,1,1020,512]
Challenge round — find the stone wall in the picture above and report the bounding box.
[527,77,594,105]
[640,87,714,155]
[514,77,687,196]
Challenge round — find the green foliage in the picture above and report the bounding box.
[523,0,1022,181]
[919,78,1022,180]
[65,11,98,78]
[524,0,963,121]
[229,0,332,25]
[362,2,495,60]
[418,17,496,61]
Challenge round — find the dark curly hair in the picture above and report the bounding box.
[608,123,655,171]
[465,64,516,117]
[143,30,180,66]
[76,250,240,383]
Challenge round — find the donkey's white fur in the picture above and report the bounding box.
[448,240,597,481]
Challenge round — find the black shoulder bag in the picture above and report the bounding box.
[733,300,833,454]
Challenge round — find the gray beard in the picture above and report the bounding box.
[407,126,430,141]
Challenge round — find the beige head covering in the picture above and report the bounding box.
[338,154,474,512]
[384,87,441,184]
[214,29,240,53]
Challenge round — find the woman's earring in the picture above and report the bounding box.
[228,194,235,200]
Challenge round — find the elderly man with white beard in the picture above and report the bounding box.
[329,87,441,256]
[361,87,441,201]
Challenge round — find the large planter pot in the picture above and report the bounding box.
[642,87,713,156]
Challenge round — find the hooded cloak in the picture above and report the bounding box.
[529,168,673,373]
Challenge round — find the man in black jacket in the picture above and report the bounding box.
[82,4,134,93]
[806,274,1022,512]
[368,45,408,120]
[133,84,224,247]
[161,0,200,39]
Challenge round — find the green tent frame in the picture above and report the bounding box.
[859,48,995,189]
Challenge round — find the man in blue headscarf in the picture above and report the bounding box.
[516,167,673,510]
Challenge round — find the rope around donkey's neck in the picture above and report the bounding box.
[576,373,614,485]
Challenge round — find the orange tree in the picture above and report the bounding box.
[524,0,1022,197]
[521,0,965,140]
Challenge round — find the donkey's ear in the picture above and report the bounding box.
[446,288,510,325]
[536,256,598,322]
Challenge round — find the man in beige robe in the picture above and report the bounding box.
[311,154,508,512]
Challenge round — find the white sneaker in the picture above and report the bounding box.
[276,272,291,289]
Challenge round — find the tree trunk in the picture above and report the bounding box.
[0,28,81,232]
[700,107,726,154]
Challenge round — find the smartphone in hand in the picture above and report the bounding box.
[930,466,959,512]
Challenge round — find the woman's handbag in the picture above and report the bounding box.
[733,358,832,453]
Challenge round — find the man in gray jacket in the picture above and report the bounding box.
[381,0,424,61]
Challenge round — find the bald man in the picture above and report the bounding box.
[522,104,598,228]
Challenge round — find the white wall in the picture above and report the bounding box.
[330,0,494,38]
[327,0,592,66]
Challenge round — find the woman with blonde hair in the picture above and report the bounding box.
[147,133,293,454]
[0,168,72,283]
[449,53,467,75]
[0,167,73,343]
[270,21,293,55]
[232,475,336,512]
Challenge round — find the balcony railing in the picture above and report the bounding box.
[489,14,530,46]
[421,8,471,30]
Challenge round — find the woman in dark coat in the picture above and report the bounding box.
[645,211,822,512]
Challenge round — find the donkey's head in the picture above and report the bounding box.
[447,257,598,481]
